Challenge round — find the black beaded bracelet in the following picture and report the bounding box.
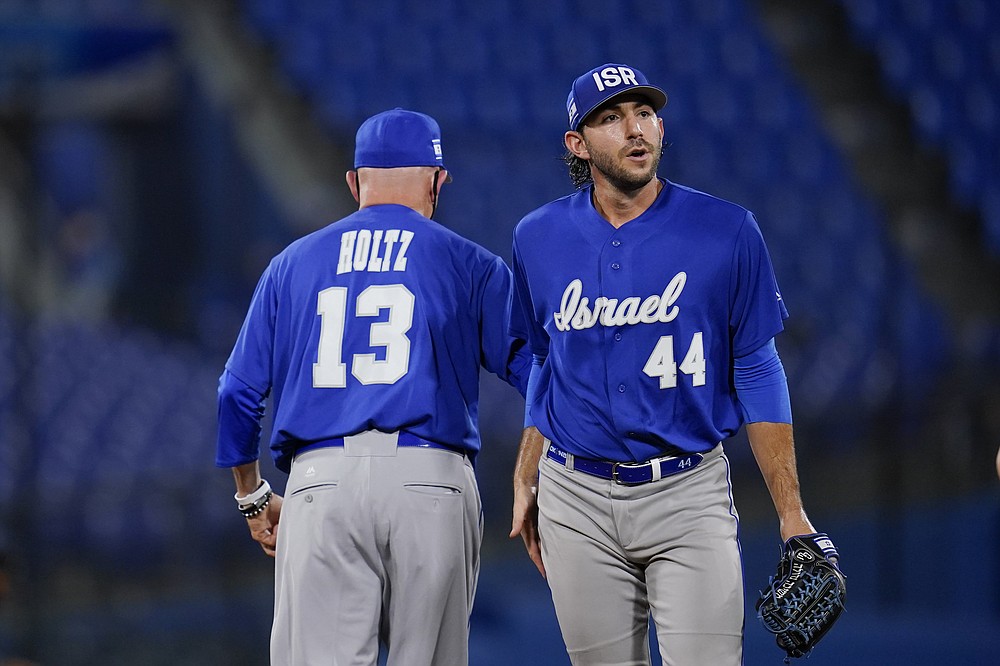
[239,491,272,518]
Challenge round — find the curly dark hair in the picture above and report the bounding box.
[562,151,592,189]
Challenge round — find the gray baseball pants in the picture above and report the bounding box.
[271,434,482,666]
[537,443,743,666]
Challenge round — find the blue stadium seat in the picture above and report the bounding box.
[604,32,656,73]
[669,127,723,192]
[435,26,491,76]
[840,0,894,38]
[417,76,473,126]
[400,0,458,23]
[946,135,986,208]
[875,31,927,93]
[662,31,716,80]
[929,29,970,84]
[962,80,998,136]
[840,0,1000,255]
[324,21,380,71]
[547,22,603,73]
[277,22,327,92]
[719,30,768,80]
[380,23,435,76]
[688,0,743,28]
[469,78,524,129]
[897,0,940,33]
[692,80,744,131]
[491,27,550,77]
[342,0,396,25]
[510,0,569,25]
[242,0,294,42]
[521,78,565,127]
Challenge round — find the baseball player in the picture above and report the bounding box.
[217,108,529,666]
[508,63,831,665]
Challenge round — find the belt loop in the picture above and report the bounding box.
[565,452,575,472]
[650,457,662,482]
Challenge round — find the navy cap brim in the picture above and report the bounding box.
[574,85,668,130]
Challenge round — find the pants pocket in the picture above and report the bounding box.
[289,482,338,498]
[403,483,462,496]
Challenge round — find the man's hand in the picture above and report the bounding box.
[510,480,544,577]
[510,426,546,578]
[247,493,283,557]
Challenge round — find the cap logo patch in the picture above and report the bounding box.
[432,139,442,159]
[592,66,638,92]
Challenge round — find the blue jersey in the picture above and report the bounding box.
[220,203,529,472]
[511,179,788,463]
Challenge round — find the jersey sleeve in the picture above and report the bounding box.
[225,260,278,394]
[733,338,792,424]
[510,232,550,360]
[478,254,531,396]
[729,212,789,357]
[216,369,268,467]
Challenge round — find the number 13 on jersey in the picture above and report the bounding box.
[313,284,415,388]
[642,332,706,389]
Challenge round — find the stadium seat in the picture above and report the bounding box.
[840,0,1000,255]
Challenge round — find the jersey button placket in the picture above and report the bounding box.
[608,238,628,404]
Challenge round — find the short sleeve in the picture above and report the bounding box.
[510,231,550,359]
[225,261,278,394]
[729,212,788,357]
[479,254,530,395]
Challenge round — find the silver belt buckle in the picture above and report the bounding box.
[611,461,646,486]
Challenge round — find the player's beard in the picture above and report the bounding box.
[587,139,661,192]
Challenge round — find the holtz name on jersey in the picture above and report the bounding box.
[337,228,414,274]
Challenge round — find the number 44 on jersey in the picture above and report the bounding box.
[642,332,706,389]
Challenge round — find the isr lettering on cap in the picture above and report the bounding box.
[566,63,668,131]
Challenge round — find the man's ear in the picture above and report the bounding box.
[346,170,360,204]
[564,131,589,160]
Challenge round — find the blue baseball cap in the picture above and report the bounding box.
[566,63,668,131]
[354,108,449,178]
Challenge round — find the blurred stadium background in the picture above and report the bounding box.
[1,0,999,663]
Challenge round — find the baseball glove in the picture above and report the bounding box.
[755,532,847,661]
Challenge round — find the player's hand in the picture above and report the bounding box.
[247,493,283,557]
[510,482,545,578]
